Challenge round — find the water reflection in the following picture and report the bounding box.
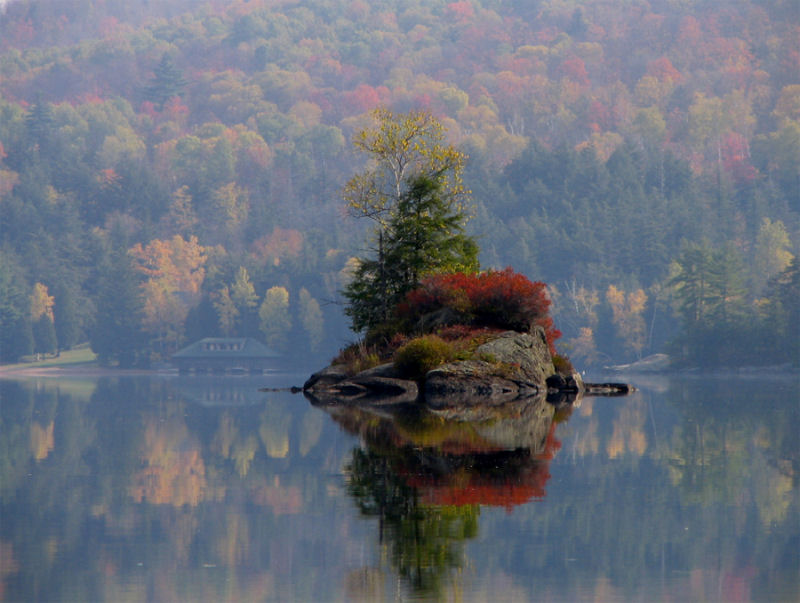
[0,374,798,602]
[0,375,355,602]
[316,395,570,598]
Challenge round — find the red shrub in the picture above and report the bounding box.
[399,268,561,354]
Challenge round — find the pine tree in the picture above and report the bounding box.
[342,110,477,335]
[89,249,147,367]
[344,175,478,334]
[144,55,187,110]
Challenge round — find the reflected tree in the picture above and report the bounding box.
[346,448,477,598]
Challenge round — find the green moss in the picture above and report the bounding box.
[394,335,454,381]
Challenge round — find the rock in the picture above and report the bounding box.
[474,328,555,387]
[546,371,583,392]
[303,364,349,391]
[304,362,419,405]
[583,382,636,395]
[424,360,537,408]
[424,330,555,407]
[304,328,632,407]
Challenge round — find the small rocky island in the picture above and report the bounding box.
[306,110,632,409]
[304,325,633,408]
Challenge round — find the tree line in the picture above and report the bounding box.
[0,0,797,368]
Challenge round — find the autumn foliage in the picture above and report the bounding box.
[398,268,560,355]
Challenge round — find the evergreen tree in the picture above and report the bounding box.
[89,249,147,367]
[184,296,221,341]
[3,315,33,362]
[143,54,187,110]
[32,314,57,356]
[342,110,477,334]
[344,175,478,333]
[52,282,81,352]
[24,96,55,156]
[0,255,32,362]
[762,257,800,365]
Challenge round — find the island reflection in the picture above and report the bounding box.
[313,394,575,597]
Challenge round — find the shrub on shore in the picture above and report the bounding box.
[394,335,454,381]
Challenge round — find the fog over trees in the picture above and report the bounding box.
[0,0,797,368]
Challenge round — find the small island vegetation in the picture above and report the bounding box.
[330,109,571,386]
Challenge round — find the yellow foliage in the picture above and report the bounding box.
[232,436,259,477]
[343,108,467,227]
[754,462,793,527]
[259,408,291,458]
[30,421,54,461]
[129,235,207,347]
[30,282,55,321]
[568,326,600,366]
[606,285,648,356]
[606,398,648,459]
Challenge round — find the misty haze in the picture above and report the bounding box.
[0,1,797,601]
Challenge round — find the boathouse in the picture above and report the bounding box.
[172,337,281,374]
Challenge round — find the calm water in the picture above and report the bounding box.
[0,371,798,602]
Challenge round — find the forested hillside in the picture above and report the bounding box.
[1,0,797,368]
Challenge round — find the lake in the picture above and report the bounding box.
[0,371,798,602]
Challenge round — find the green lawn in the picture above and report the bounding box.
[1,344,98,370]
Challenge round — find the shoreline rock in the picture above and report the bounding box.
[304,329,634,406]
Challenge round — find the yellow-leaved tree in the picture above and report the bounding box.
[258,286,291,350]
[606,285,648,359]
[343,108,468,227]
[30,282,56,356]
[130,235,206,357]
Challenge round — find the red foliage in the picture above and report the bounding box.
[722,132,758,184]
[646,57,682,83]
[162,97,190,122]
[413,472,550,510]
[344,84,382,114]
[446,2,475,21]
[559,57,590,86]
[399,268,561,354]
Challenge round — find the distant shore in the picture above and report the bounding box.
[0,363,172,378]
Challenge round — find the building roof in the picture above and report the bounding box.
[172,337,281,359]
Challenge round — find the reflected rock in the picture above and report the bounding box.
[320,393,564,510]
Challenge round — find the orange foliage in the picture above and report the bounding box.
[130,235,206,341]
[250,227,303,267]
[130,417,207,507]
[250,478,303,515]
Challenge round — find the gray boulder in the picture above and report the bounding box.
[473,328,555,386]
